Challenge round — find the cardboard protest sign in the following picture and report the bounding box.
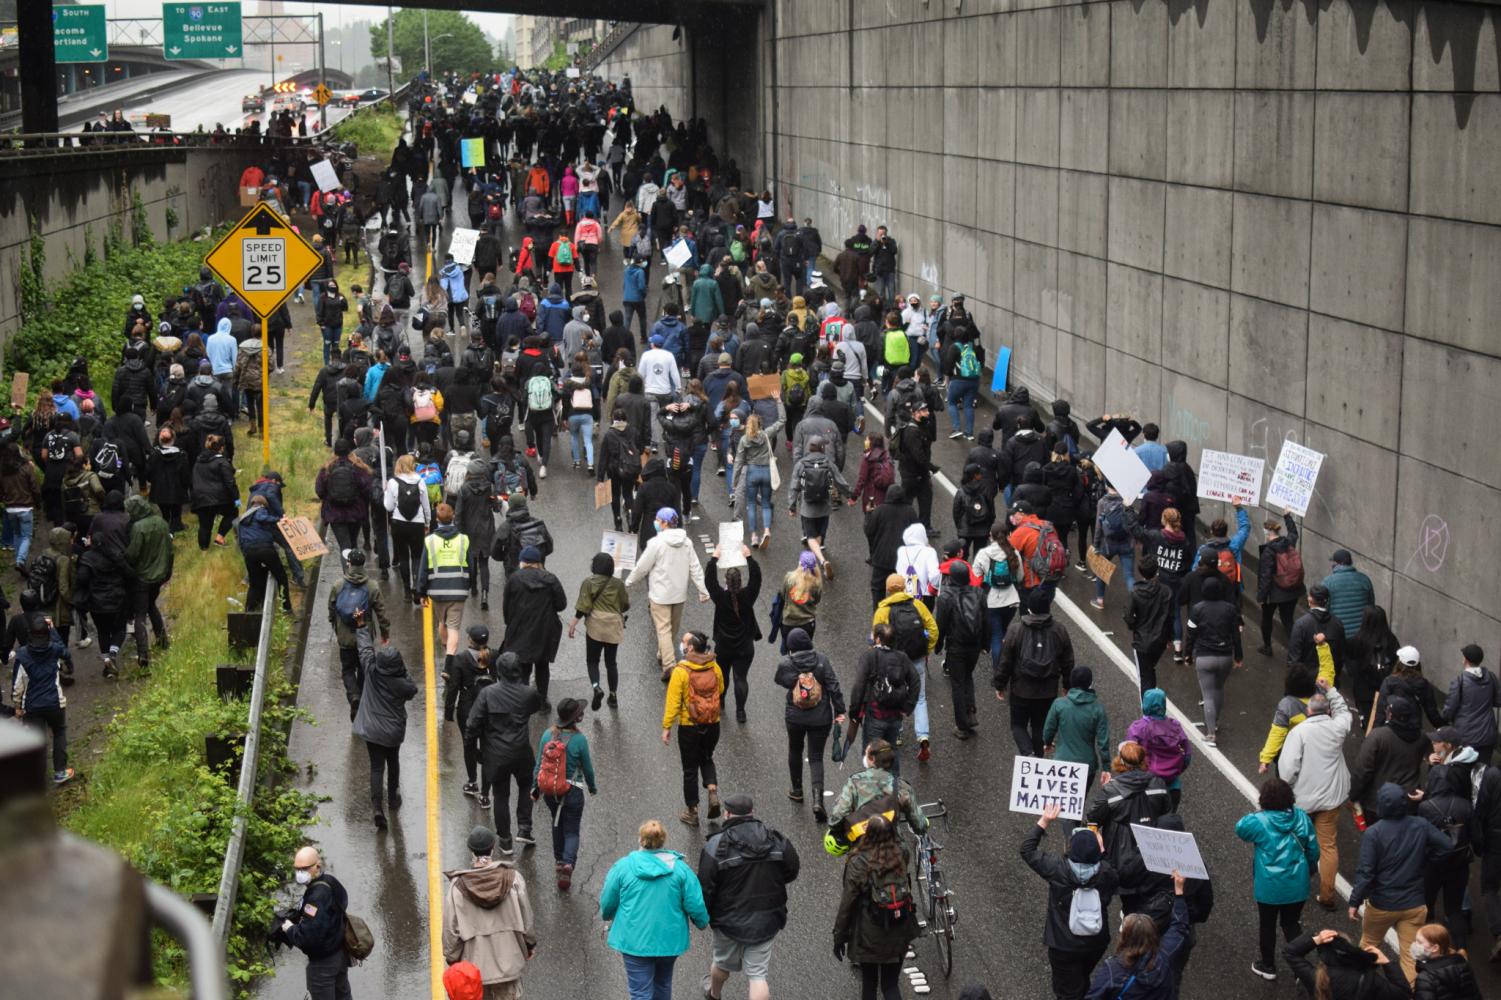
[594,479,612,510]
[1130,823,1210,880]
[310,159,341,193]
[1092,428,1152,502]
[1009,756,1089,821]
[747,373,780,400]
[1264,441,1324,517]
[1087,546,1116,585]
[1197,449,1264,506]
[10,372,28,410]
[278,517,328,561]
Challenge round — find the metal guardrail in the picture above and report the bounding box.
[148,880,230,1000]
[0,131,329,155]
[210,576,279,946]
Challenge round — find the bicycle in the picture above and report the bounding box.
[912,800,956,977]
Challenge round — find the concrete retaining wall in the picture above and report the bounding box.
[0,145,254,352]
[764,0,1501,685]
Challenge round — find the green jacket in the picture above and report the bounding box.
[1320,564,1374,638]
[689,273,725,325]
[882,327,910,365]
[1042,688,1110,774]
[123,495,174,585]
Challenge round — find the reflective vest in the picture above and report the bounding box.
[423,531,471,601]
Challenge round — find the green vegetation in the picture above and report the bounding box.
[540,38,589,72]
[329,101,405,155]
[6,225,213,405]
[14,219,344,994]
[369,8,493,78]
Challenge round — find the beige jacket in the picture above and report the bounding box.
[442,861,536,985]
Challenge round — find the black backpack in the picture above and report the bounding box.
[28,554,58,605]
[327,463,360,506]
[885,600,928,662]
[609,432,641,480]
[800,456,832,504]
[1017,621,1060,681]
[45,431,72,464]
[871,654,910,710]
[514,517,548,552]
[91,439,123,478]
[395,479,423,520]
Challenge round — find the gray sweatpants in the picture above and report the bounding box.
[1195,654,1234,738]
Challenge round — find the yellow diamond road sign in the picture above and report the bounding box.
[204,203,322,319]
[314,83,333,106]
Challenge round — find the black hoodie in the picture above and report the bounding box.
[465,652,542,766]
[699,816,801,942]
[631,458,680,545]
[992,386,1038,441]
[864,483,916,579]
[1159,441,1200,521]
[1282,932,1409,1000]
[500,565,566,664]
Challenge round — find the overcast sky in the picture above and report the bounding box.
[97,1,515,39]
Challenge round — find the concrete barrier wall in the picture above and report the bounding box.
[0,146,254,352]
[600,0,1501,685]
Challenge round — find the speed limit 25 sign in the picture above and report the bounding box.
[204,203,323,318]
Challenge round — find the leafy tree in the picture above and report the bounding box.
[368,9,493,79]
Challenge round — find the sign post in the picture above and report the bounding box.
[204,203,323,467]
[53,5,108,64]
[162,3,243,60]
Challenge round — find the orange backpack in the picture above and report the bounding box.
[536,728,573,797]
[684,666,722,724]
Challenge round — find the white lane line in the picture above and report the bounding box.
[860,398,1369,914]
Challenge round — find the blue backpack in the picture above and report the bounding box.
[335,581,369,627]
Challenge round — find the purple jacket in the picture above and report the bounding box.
[1126,715,1192,782]
[314,458,372,525]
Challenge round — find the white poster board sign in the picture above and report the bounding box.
[601,530,637,577]
[717,521,745,569]
[565,67,581,79]
[447,227,480,266]
[1264,441,1324,517]
[1197,449,1264,506]
[663,239,692,271]
[1092,428,1152,502]
[310,159,341,193]
[1130,823,1210,880]
[1008,756,1089,822]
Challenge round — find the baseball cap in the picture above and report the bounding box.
[1426,725,1462,746]
[1396,645,1421,667]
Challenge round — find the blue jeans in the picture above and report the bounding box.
[720,428,735,500]
[1003,484,1014,509]
[688,442,708,502]
[744,464,773,535]
[321,325,341,364]
[1094,551,1137,600]
[874,271,896,305]
[4,509,30,565]
[912,656,929,741]
[623,954,675,1000]
[987,605,1017,667]
[946,378,978,436]
[863,715,905,777]
[568,413,595,466]
[544,786,585,866]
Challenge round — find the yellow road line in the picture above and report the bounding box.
[423,599,443,999]
[426,249,433,282]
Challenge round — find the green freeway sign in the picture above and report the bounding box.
[162,2,243,60]
[53,4,107,65]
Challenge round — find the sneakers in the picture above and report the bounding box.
[513,829,535,847]
[948,430,964,440]
[1089,598,1105,610]
[706,787,722,819]
[76,636,92,649]
[1075,561,1088,572]
[53,767,75,786]
[679,805,700,827]
[102,657,118,680]
[1250,960,1277,981]
[591,685,605,711]
[478,794,492,810]
[462,781,479,798]
[917,738,931,762]
[788,788,804,803]
[496,838,514,856]
[539,464,547,479]
[557,863,573,892]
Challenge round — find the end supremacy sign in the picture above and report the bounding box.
[1009,756,1089,821]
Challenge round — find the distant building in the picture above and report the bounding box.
[515,15,609,69]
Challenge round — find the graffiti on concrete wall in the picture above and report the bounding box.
[1402,513,1451,575]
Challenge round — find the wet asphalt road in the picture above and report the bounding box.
[258,168,1501,1000]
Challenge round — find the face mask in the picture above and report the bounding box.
[729,417,740,429]
[295,869,312,885]
[1408,941,1430,962]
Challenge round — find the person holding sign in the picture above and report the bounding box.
[1083,871,1191,1000]
[1083,743,1172,915]
[1020,803,1119,1000]
[1235,776,1319,982]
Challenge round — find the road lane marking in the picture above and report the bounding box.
[858,398,1370,913]
[422,599,443,1000]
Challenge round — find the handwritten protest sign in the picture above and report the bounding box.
[1130,823,1210,880]
[277,517,327,561]
[1264,441,1324,517]
[1092,428,1152,502]
[1009,756,1089,822]
[9,372,28,410]
[310,159,341,193]
[594,478,612,510]
[447,227,480,266]
[1197,449,1264,506]
[717,521,745,568]
[601,530,637,577]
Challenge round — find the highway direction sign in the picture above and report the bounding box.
[54,5,107,64]
[163,3,243,60]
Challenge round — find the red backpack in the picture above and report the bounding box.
[535,728,573,797]
[1215,547,1241,585]
[1273,547,1305,590]
[1026,521,1068,583]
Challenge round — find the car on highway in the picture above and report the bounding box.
[242,94,265,113]
[341,88,389,106]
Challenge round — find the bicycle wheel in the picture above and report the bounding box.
[930,887,954,978]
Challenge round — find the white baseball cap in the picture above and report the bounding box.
[1396,645,1421,667]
